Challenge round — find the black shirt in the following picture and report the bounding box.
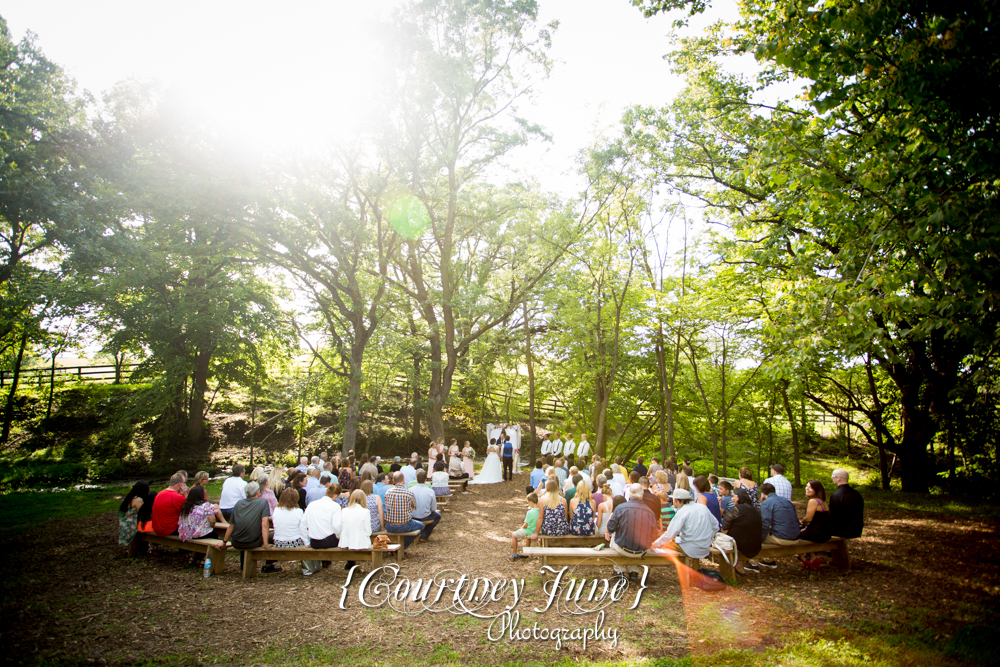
[633,464,648,478]
[641,489,661,526]
[829,484,864,538]
[389,463,402,473]
[722,503,763,558]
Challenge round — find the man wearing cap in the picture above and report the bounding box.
[763,464,793,500]
[829,468,864,538]
[605,483,659,582]
[659,487,717,563]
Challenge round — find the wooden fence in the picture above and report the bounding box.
[0,363,143,388]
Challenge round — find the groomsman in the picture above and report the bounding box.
[576,434,591,460]
[551,432,564,458]
[541,434,553,458]
[563,433,577,460]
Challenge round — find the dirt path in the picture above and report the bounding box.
[2,472,997,666]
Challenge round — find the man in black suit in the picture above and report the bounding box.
[829,468,864,538]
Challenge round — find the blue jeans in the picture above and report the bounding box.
[386,519,426,548]
[414,511,441,540]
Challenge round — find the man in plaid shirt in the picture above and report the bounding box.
[384,472,424,548]
[764,463,793,500]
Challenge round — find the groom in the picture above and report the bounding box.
[501,436,514,481]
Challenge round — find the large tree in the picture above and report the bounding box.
[628,0,1000,491]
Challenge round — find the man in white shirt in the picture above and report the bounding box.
[576,434,591,460]
[660,488,717,560]
[219,464,247,520]
[540,434,553,459]
[763,463,793,500]
[562,433,576,461]
[550,432,564,459]
[299,484,343,576]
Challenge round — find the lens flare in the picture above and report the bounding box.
[388,195,430,239]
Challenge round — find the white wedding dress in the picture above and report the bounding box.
[469,444,504,484]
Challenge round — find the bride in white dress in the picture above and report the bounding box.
[469,442,504,484]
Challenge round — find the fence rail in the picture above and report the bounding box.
[0,363,144,388]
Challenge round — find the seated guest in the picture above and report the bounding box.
[432,465,451,496]
[798,480,832,569]
[563,467,580,492]
[568,479,597,536]
[118,481,150,547]
[736,466,759,508]
[721,487,763,574]
[554,460,568,486]
[595,480,615,536]
[272,488,306,548]
[693,475,722,528]
[592,475,606,506]
[648,457,663,476]
[248,466,265,484]
[655,488,716,564]
[674,471,691,494]
[632,456,648,478]
[829,468,864,538]
[606,484,659,581]
[338,479,360,508]
[564,474,582,503]
[758,482,801,568]
[299,483,342,576]
[359,455,379,480]
[152,473,187,536]
[305,467,321,491]
[610,465,627,496]
[178,486,224,564]
[360,480,384,532]
[639,477,662,532]
[219,464,247,521]
[306,472,334,507]
[763,464,793,501]
[448,452,467,479]
[718,480,734,513]
[339,489,374,569]
[651,470,673,524]
[400,459,417,486]
[411,470,441,541]
[257,474,277,516]
[510,492,540,560]
[192,471,210,488]
[373,473,391,503]
[223,482,279,573]
[384,472,424,548]
[708,474,720,497]
[295,457,309,473]
[532,479,570,538]
[389,456,402,473]
[338,464,353,491]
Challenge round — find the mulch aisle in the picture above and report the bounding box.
[2,472,997,666]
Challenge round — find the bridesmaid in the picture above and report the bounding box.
[462,441,475,478]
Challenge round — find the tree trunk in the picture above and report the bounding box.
[655,327,667,463]
[46,352,57,419]
[1,331,29,444]
[523,301,537,464]
[780,380,801,487]
[249,388,257,470]
[897,383,933,493]
[341,344,364,456]
[187,349,211,446]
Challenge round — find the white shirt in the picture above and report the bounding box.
[563,439,576,459]
[576,439,591,459]
[299,496,342,543]
[272,507,304,543]
[431,471,450,488]
[541,439,552,456]
[339,504,373,550]
[613,472,628,490]
[551,439,564,457]
[610,480,625,497]
[664,501,717,559]
[219,476,247,510]
[400,465,417,486]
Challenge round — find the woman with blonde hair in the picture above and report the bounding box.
[652,469,675,526]
[532,479,570,538]
[674,471,691,492]
[193,471,210,487]
[568,479,597,536]
[339,489,374,551]
[595,479,615,536]
[248,467,265,483]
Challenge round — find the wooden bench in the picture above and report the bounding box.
[447,479,469,493]
[129,532,229,575]
[521,546,705,584]
[239,544,400,579]
[538,534,606,548]
[752,537,850,570]
[374,529,422,560]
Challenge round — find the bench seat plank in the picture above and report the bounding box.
[241,545,400,579]
[133,533,228,574]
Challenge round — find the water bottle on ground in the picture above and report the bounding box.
[203,556,212,579]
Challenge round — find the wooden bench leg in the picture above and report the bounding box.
[373,550,383,568]
[242,552,256,580]
[127,536,140,558]
[718,556,736,582]
[208,545,226,575]
[833,540,850,571]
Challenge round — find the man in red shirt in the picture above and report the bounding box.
[152,473,187,536]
